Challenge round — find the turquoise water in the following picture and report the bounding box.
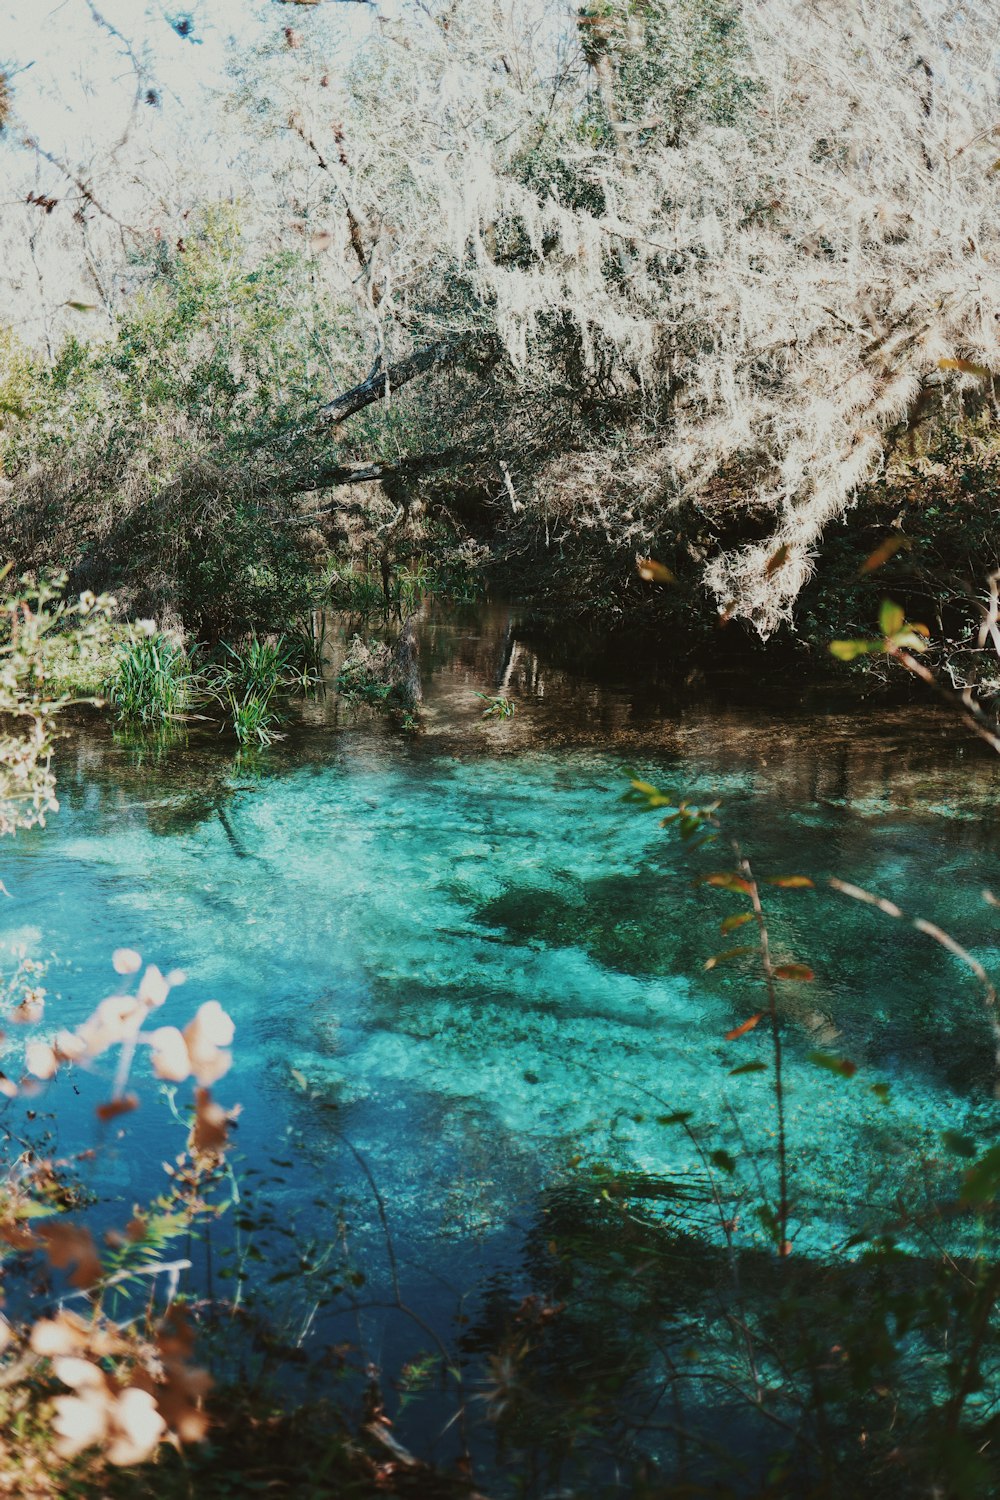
[3,608,1000,1482]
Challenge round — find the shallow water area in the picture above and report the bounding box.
[4,602,1000,1483]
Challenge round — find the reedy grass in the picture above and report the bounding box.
[219,636,290,698]
[102,627,324,746]
[202,634,302,744]
[104,633,192,725]
[226,686,280,747]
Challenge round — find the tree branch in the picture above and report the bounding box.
[318,336,484,424]
[284,447,472,508]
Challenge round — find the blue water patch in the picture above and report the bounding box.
[2,720,999,1287]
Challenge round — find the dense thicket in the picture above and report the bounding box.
[2,0,1000,639]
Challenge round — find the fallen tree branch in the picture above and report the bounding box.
[318,335,489,424]
[279,446,473,507]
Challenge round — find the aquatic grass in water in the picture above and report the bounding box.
[105,632,192,725]
[227,686,279,747]
[220,635,291,698]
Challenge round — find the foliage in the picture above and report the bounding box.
[335,634,392,704]
[221,0,1000,634]
[0,572,115,834]
[5,2,998,642]
[104,631,192,726]
[0,210,330,635]
[475,691,516,719]
[224,686,280,748]
[0,580,236,1484]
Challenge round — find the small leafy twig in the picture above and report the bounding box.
[829,876,1000,1075]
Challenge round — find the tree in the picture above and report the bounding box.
[5,0,1000,634]
[235,0,1000,630]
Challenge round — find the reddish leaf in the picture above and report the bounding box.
[807,1050,857,1079]
[938,357,991,380]
[703,872,754,895]
[37,1222,102,1288]
[859,537,909,575]
[725,1012,763,1041]
[774,963,815,981]
[720,912,754,933]
[96,1093,139,1122]
[636,557,676,584]
[766,876,814,889]
[765,543,790,577]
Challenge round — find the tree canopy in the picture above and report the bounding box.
[3,0,1000,631]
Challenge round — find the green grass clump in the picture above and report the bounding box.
[323,566,389,614]
[220,636,290,698]
[227,686,280,747]
[105,634,192,725]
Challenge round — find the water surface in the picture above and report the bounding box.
[3,603,1000,1485]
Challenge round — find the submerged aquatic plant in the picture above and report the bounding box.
[475,691,515,720]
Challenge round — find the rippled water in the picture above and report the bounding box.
[4,603,1000,1484]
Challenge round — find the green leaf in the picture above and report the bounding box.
[729,1061,768,1076]
[829,638,878,661]
[656,1111,693,1127]
[941,1131,977,1159]
[960,1145,1000,1206]
[807,1050,857,1078]
[621,774,676,809]
[756,1204,781,1245]
[15,1200,60,1220]
[879,600,905,637]
[870,1082,891,1103]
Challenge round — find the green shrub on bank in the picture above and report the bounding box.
[335,635,393,703]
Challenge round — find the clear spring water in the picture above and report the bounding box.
[3,604,1000,1480]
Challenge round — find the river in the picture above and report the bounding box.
[3,601,1000,1491]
